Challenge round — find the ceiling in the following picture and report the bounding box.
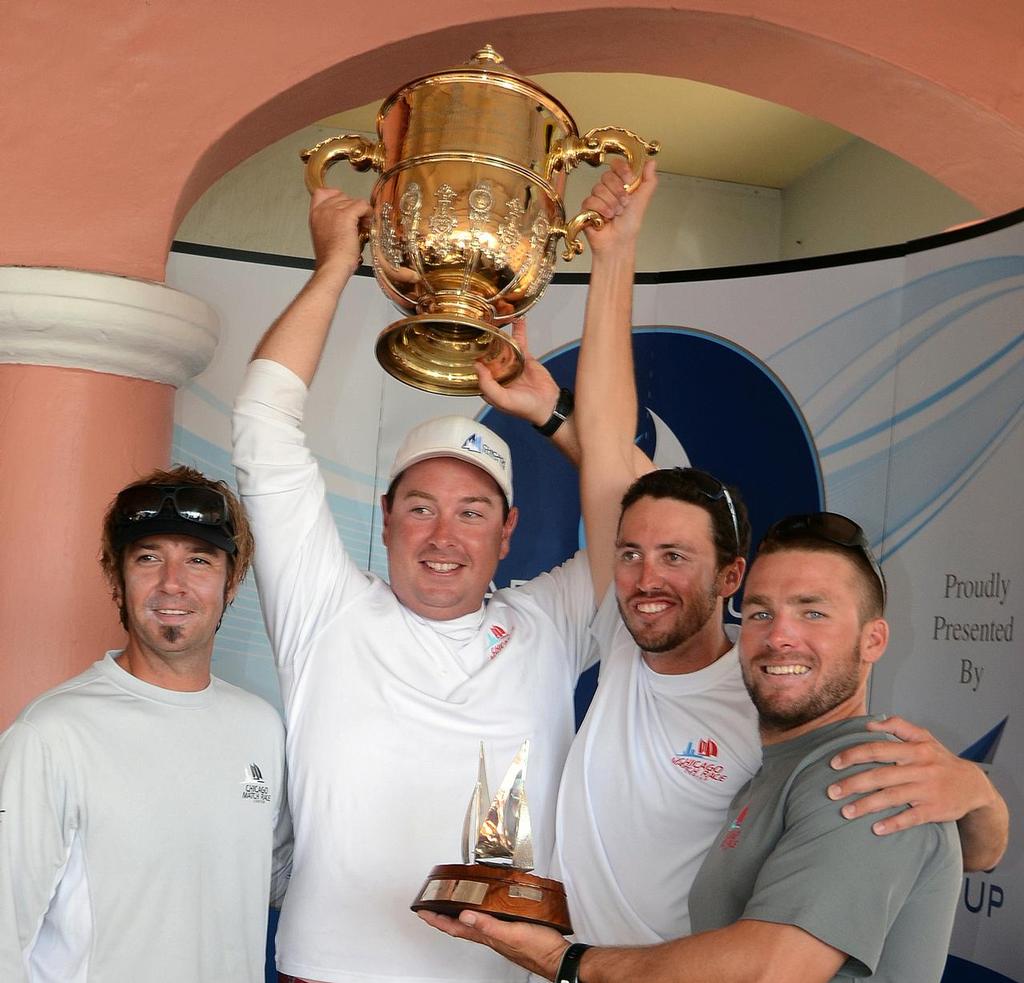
[322,72,857,189]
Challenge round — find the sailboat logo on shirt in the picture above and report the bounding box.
[721,805,749,849]
[241,762,271,803]
[671,737,727,783]
[486,623,512,659]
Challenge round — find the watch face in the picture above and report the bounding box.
[480,326,821,726]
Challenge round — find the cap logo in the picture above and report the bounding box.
[461,433,507,472]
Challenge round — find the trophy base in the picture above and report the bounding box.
[411,863,572,934]
[376,314,524,396]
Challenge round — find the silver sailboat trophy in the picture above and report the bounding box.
[411,740,572,932]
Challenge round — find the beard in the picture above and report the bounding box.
[743,643,861,732]
[618,581,719,656]
[160,625,184,644]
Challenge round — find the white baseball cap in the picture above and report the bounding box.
[389,416,514,506]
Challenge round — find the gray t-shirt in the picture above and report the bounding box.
[689,716,962,981]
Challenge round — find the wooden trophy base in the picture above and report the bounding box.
[410,863,572,934]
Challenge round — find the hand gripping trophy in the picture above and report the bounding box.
[302,44,659,396]
[410,740,572,933]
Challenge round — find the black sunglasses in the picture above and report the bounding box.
[676,468,740,555]
[760,512,886,606]
[114,484,233,531]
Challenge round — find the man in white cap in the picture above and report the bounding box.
[232,187,616,983]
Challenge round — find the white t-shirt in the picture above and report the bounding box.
[233,359,597,983]
[554,592,761,944]
[0,653,289,983]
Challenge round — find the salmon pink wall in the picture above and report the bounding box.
[1,0,1022,721]
[0,365,174,725]
[2,1,1023,282]
[0,267,218,727]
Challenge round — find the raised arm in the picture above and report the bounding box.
[252,188,373,384]
[474,162,657,600]
[826,714,1009,870]
[577,158,658,600]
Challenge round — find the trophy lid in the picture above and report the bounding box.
[377,45,577,136]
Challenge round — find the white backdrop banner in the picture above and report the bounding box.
[168,214,1023,981]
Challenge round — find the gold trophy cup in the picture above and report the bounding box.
[302,44,659,395]
[410,740,571,933]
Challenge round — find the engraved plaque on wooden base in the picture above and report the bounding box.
[411,862,571,934]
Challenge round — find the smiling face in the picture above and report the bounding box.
[119,533,235,672]
[739,548,889,743]
[614,496,743,673]
[381,456,518,620]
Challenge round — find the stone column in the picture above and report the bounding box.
[0,267,218,727]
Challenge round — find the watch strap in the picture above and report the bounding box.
[533,387,574,438]
[555,942,592,983]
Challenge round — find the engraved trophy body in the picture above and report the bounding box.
[410,740,571,933]
[302,44,658,395]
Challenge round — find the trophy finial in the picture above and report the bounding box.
[472,44,505,66]
[471,739,534,871]
[462,742,491,864]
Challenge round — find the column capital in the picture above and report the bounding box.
[0,267,218,387]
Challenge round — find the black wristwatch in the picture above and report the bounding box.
[555,942,592,983]
[533,387,574,438]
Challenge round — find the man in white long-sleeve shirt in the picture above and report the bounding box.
[230,182,657,983]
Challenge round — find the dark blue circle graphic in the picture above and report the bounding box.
[479,327,823,723]
[942,956,1016,983]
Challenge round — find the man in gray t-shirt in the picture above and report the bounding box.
[418,511,965,983]
[689,716,960,981]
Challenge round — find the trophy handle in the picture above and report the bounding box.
[551,126,660,260]
[300,134,383,246]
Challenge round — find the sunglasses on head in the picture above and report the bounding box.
[760,511,886,606]
[114,484,233,531]
[676,468,740,555]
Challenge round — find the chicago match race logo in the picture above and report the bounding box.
[241,762,271,803]
[672,737,727,783]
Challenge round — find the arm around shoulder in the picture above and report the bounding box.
[826,715,1010,870]
[955,771,1009,871]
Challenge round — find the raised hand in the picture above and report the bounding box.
[475,319,561,427]
[582,157,658,257]
[309,187,373,276]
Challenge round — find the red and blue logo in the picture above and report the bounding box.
[485,624,511,659]
[721,805,750,850]
[672,737,727,783]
